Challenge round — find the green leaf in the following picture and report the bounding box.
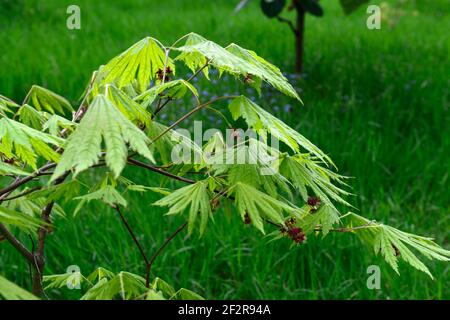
[42,114,76,136]
[87,267,116,283]
[81,271,147,300]
[0,162,31,176]
[16,104,46,129]
[43,271,86,290]
[0,95,19,115]
[170,288,205,300]
[300,204,340,236]
[0,206,43,232]
[154,181,212,236]
[106,85,152,127]
[232,182,293,233]
[229,96,332,165]
[0,117,63,169]
[25,85,73,114]
[51,94,154,181]
[96,37,174,94]
[73,186,127,215]
[0,275,39,300]
[345,213,450,278]
[175,33,300,101]
[174,33,210,79]
[279,155,351,208]
[135,80,199,109]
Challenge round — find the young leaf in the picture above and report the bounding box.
[0,117,63,169]
[135,79,199,109]
[154,181,212,236]
[73,185,127,215]
[0,162,31,176]
[51,94,155,181]
[345,213,450,278]
[0,275,39,300]
[232,182,293,233]
[228,96,333,165]
[25,85,73,114]
[96,37,174,93]
[0,206,43,232]
[175,33,300,100]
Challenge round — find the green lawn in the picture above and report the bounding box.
[1,0,449,299]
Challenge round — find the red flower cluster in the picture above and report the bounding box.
[156,66,173,82]
[281,218,306,244]
[307,196,321,212]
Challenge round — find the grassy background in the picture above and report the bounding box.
[1,0,449,299]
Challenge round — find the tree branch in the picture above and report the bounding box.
[0,223,34,263]
[127,158,196,184]
[0,163,56,198]
[113,205,150,266]
[145,221,188,287]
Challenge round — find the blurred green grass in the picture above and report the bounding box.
[1,0,449,299]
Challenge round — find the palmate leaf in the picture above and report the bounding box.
[135,79,199,109]
[106,85,152,127]
[0,95,19,115]
[174,33,210,79]
[174,33,300,101]
[81,272,147,300]
[228,96,333,165]
[231,182,294,233]
[154,181,212,236]
[299,204,341,236]
[0,206,43,232]
[226,43,300,101]
[0,162,31,176]
[16,104,46,129]
[51,94,155,181]
[4,194,66,219]
[0,275,39,300]
[279,155,351,208]
[96,37,175,94]
[42,114,76,136]
[73,185,127,216]
[147,120,203,164]
[0,117,63,169]
[25,85,73,114]
[345,213,450,278]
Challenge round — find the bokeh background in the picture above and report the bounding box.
[0,0,449,299]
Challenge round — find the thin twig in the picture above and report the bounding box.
[0,223,34,263]
[0,186,42,203]
[127,158,196,184]
[145,221,188,287]
[277,16,298,35]
[149,95,239,146]
[113,205,150,266]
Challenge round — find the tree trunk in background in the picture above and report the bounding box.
[295,6,305,73]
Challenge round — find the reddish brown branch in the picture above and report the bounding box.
[145,221,188,287]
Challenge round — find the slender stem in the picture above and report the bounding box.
[145,221,188,287]
[186,60,210,82]
[0,163,56,198]
[0,186,41,203]
[113,205,150,266]
[0,223,34,263]
[127,158,196,184]
[149,95,238,146]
